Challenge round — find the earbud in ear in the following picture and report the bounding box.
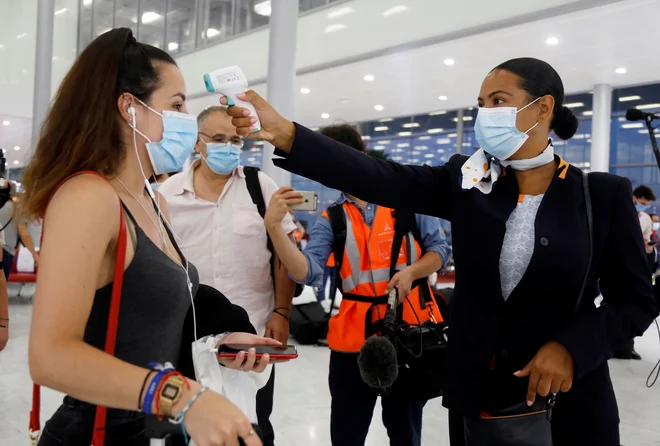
[128,106,135,116]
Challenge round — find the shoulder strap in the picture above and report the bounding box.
[243,166,277,282]
[575,171,593,314]
[326,204,346,315]
[390,209,418,278]
[30,171,127,446]
[326,204,347,274]
[244,167,266,218]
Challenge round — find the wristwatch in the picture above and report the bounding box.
[159,375,185,418]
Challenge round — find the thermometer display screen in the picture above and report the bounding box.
[216,72,241,85]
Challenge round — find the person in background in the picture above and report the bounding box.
[0,189,40,279]
[263,124,450,446]
[23,28,269,446]
[319,254,337,303]
[613,185,659,360]
[224,56,658,446]
[293,220,306,249]
[633,185,656,257]
[159,105,297,446]
[651,213,660,241]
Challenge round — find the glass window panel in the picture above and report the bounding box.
[114,0,138,35]
[299,0,328,13]
[610,113,659,167]
[552,119,591,167]
[203,0,235,45]
[241,140,264,169]
[165,0,196,54]
[137,0,167,49]
[612,84,660,115]
[93,0,115,37]
[234,0,270,35]
[78,0,94,50]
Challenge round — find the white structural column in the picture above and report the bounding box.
[262,0,299,187]
[31,0,55,147]
[590,84,613,173]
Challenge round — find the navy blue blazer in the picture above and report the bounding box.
[273,124,658,428]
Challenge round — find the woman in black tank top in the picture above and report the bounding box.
[22,28,278,446]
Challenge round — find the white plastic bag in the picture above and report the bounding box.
[191,335,272,423]
[17,247,35,273]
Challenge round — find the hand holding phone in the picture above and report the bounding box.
[289,191,318,211]
[215,333,297,371]
[217,344,299,360]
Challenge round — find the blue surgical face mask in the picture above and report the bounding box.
[636,203,650,213]
[201,138,241,175]
[132,98,198,175]
[151,182,161,191]
[474,97,541,160]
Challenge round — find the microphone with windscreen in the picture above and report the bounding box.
[626,108,660,122]
[628,107,660,174]
[358,289,399,390]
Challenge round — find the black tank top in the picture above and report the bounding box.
[83,204,199,368]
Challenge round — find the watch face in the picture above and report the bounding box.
[163,383,180,399]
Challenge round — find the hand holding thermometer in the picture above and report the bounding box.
[204,66,261,132]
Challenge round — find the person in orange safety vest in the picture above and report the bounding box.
[264,124,450,446]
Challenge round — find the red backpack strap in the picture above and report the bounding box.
[29,171,127,446]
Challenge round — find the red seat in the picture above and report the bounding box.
[8,248,38,284]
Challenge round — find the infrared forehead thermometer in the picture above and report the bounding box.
[204,66,260,132]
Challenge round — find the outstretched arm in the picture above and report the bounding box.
[223,91,458,221]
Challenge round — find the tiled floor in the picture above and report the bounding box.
[1,285,659,445]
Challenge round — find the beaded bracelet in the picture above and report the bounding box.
[170,386,209,445]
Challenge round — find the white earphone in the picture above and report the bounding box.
[128,106,135,124]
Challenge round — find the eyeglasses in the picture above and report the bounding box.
[199,133,245,149]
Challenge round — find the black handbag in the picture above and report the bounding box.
[463,171,593,446]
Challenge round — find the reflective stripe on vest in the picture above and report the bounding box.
[341,205,418,295]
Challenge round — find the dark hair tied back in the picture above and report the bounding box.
[494,57,578,140]
[550,105,579,140]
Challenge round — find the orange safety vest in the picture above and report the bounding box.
[323,203,443,353]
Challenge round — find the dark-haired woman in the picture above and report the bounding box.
[24,28,272,446]
[222,57,658,445]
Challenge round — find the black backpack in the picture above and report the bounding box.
[243,167,303,298]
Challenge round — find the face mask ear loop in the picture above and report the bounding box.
[516,96,542,114]
[131,105,168,257]
[198,136,212,167]
[524,121,540,135]
[516,97,542,136]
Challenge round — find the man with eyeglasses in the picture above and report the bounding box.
[159,106,297,446]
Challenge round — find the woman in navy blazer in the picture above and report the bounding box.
[224,58,658,445]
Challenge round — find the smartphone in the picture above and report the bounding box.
[217,344,299,360]
[290,191,318,212]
